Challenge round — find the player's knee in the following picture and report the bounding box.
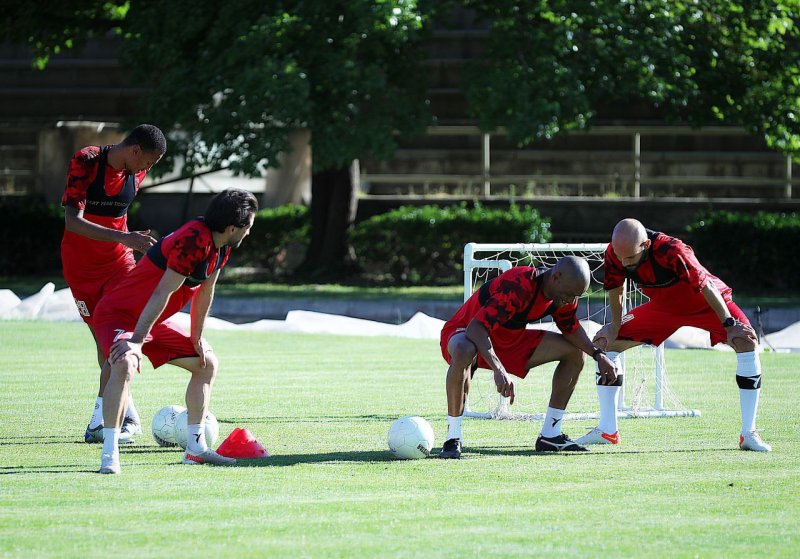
[564,345,585,368]
[732,336,757,353]
[111,358,136,383]
[193,351,218,382]
[448,337,477,366]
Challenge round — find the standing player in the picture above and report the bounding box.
[439,256,617,459]
[61,124,167,443]
[93,188,258,474]
[577,218,770,451]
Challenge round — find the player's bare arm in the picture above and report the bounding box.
[190,269,220,367]
[64,205,156,253]
[700,282,757,349]
[465,319,515,405]
[108,269,186,363]
[563,327,617,384]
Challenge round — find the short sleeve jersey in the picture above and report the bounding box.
[60,145,149,282]
[94,219,231,325]
[447,266,580,335]
[604,230,731,313]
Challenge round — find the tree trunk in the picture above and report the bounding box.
[301,160,359,276]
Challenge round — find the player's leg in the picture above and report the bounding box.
[167,353,235,466]
[99,354,138,474]
[440,330,477,459]
[524,332,588,451]
[579,304,675,445]
[576,324,642,445]
[704,302,770,451]
[145,320,235,466]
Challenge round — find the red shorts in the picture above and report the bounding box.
[440,324,547,379]
[95,317,198,369]
[64,259,135,328]
[618,300,750,347]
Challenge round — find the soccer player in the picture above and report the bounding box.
[577,218,771,451]
[61,124,167,443]
[92,188,258,474]
[439,256,618,459]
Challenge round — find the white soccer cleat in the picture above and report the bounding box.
[575,427,620,445]
[118,417,142,444]
[99,452,121,475]
[182,449,236,466]
[739,431,771,452]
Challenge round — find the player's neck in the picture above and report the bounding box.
[211,230,227,249]
[106,144,127,172]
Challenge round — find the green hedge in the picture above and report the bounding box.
[229,204,310,279]
[0,196,63,274]
[688,211,800,292]
[350,203,552,285]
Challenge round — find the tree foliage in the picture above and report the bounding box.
[462,0,800,157]
[4,1,434,177]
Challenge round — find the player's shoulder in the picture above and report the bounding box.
[72,145,102,163]
[500,265,536,281]
[651,231,687,258]
[173,218,213,245]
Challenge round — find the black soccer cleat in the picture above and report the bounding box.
[535,433,589,452]
[439,438,462,459]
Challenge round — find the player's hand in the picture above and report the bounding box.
[109,339,143,372]
[493,369,515,405]
[124,229,157,253]
[596,353,618,386]
[726,320,758,349]
[193,336,212,367]
[593,326,618,351]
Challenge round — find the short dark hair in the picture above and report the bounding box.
[204,189,259,232]
[120,124,167,154]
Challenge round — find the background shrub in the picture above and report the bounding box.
[228,204,310,279]
[0,196,63,275]
[688,211,800,292]
[349,203,551,285]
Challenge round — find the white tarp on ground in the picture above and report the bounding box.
[2,283,799,351]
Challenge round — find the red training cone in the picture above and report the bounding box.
[216,427,269,459]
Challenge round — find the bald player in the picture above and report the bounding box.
[439,256,617,458]
[577,218,770,451]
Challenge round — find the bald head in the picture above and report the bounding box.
[553,255,591,293]
[612,218,650,271]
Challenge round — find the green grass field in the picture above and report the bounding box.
[0,321,798,558]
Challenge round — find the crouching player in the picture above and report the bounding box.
[439,256,617,458]
[93,188,258,473]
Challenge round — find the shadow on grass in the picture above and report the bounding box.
[466,446,739,457]
[235,449,396,467]
[218,414,401,425]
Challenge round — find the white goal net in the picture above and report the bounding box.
[462,242,700,421]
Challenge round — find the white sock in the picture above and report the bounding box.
[186,423,208,454]
[541,407,565,438]
[446,415,463,441]
[596,352,623,434]
[102,428,120,457]
[89,397,103,429]
[736,351,762,434]
[124,395,140,423]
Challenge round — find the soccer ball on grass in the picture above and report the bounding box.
[388,416,434,460]
[151,405,186,447]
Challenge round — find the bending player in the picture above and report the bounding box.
[439,256,617,459]
[61,124,167,443]
[92,189,258,474]
[577,218,770,451]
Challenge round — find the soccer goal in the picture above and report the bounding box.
[462,242,701,421]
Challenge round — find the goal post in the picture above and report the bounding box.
[462,242,701,421]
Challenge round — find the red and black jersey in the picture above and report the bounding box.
[94,219,230,325]
[61,145,149,284]
[604,230,731,313]
[446,266,580,335]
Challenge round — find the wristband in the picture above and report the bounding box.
[591,347,606,360]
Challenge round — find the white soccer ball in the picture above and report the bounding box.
[174,410,219,450]
[151,405,186,447]
[388,416,435,460]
